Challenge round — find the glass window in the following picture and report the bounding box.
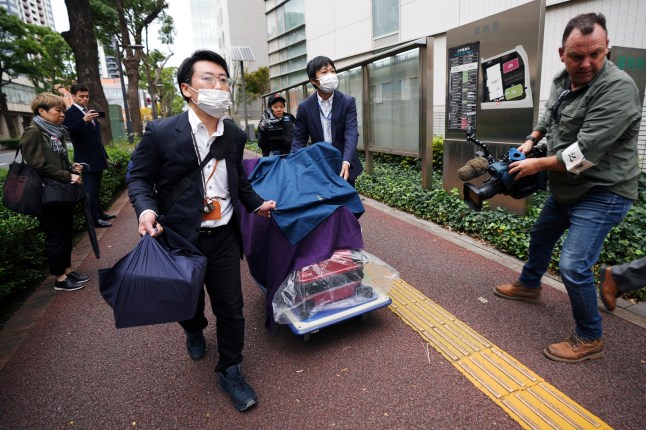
[372,0,399,38]
[266,9,278,39]
[284,0,304,32]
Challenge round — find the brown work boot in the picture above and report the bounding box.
[494,281,541,303]
[598,265,619,311]
[543,333,604,363]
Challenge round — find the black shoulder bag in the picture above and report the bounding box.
[2,147,44,215]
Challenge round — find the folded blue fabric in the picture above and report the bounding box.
[248,143,364,245]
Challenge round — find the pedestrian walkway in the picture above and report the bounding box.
[0,188,644,429]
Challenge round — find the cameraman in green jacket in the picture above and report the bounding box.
[494,13,641,363]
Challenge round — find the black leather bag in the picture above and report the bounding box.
[2,149,43,215]
[41,177,86,206]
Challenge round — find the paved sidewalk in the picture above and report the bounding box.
[0,187,645,429]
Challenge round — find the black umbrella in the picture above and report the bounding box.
[82,189,100,259]
[79,164,100,259]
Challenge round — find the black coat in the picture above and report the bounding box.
[64,105,109,172]
[258,113,295,157]
[127,112,264,253]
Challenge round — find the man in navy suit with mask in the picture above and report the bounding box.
[291,56,363,186]
[128,50,275,412]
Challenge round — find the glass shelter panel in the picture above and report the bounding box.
[368,49,419,154]
[337,67,364,149]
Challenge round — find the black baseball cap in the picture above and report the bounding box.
[268,93,286,106]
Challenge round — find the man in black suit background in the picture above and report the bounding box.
[127,50,275,412]
[64,84,114,228]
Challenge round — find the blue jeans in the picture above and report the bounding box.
[519,191,632,339]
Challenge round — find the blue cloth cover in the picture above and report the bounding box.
[248,143,364,245]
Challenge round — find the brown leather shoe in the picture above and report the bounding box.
[599,265,619,311]
[494,281,541,303]
[543,333,604,363]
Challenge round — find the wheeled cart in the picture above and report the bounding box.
[272,249,395,339]
[240,148,396,335]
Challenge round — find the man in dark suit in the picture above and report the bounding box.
[127,50,275,412]
[64,84,114,228]
[291,56,363,186]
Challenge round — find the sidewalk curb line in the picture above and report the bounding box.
[361,196,646,330]
[0,191,131,371]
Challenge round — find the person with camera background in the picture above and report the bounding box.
[64,83,115,228]
[257,93,295,157]
[21,93,90,291]
[493,13,641,363]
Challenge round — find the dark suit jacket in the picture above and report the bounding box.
[291,90,363,182]
[127,112,264,253]
[64,105,108,172]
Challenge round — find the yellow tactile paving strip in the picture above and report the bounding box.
[388,279,612,430]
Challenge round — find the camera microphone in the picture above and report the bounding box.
[457,156,489,181]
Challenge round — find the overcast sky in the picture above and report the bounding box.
[50,0,191,67]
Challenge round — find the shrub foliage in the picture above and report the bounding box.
[0,143,133,300]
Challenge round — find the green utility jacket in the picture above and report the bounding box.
[20,122,73,183]
[534,60,641,204]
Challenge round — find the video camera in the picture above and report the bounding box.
[261,109,284,142]
[459,127,547,211]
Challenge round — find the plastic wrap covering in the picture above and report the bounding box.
[273,249,399,324]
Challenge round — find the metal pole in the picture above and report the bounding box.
[115,42,133,143]
[240,60,249,136]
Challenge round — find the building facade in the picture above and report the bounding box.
[1,0,54,28]
[264,0,646,171]
[0,0,55,138]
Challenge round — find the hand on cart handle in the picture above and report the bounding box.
[255,200,277,219]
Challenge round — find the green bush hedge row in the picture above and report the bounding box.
[355,146,646,301]
[0,143,133,300]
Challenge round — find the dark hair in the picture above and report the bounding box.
[177,50,230,102]
[562,13,607,46]
[306,56,336,81]
[70,83,89,95]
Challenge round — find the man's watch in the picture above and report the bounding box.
[525,135,538,144]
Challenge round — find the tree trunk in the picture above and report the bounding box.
[123,54,143,136]
[61,0,113,144]
[0,92,19,138]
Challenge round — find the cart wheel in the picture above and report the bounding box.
[302,333,311,342]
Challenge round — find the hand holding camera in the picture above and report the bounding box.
[459,127,547,211]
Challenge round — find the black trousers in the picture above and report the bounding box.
[38,204,74,277]
[179,223,245,373]
[83,170,104,222]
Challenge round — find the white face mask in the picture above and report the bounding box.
[189,87,232,118]
[317,73,338,93]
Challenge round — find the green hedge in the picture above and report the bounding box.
[0,142,134,300]
[0,138,21,149]
[356,147,646,301]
